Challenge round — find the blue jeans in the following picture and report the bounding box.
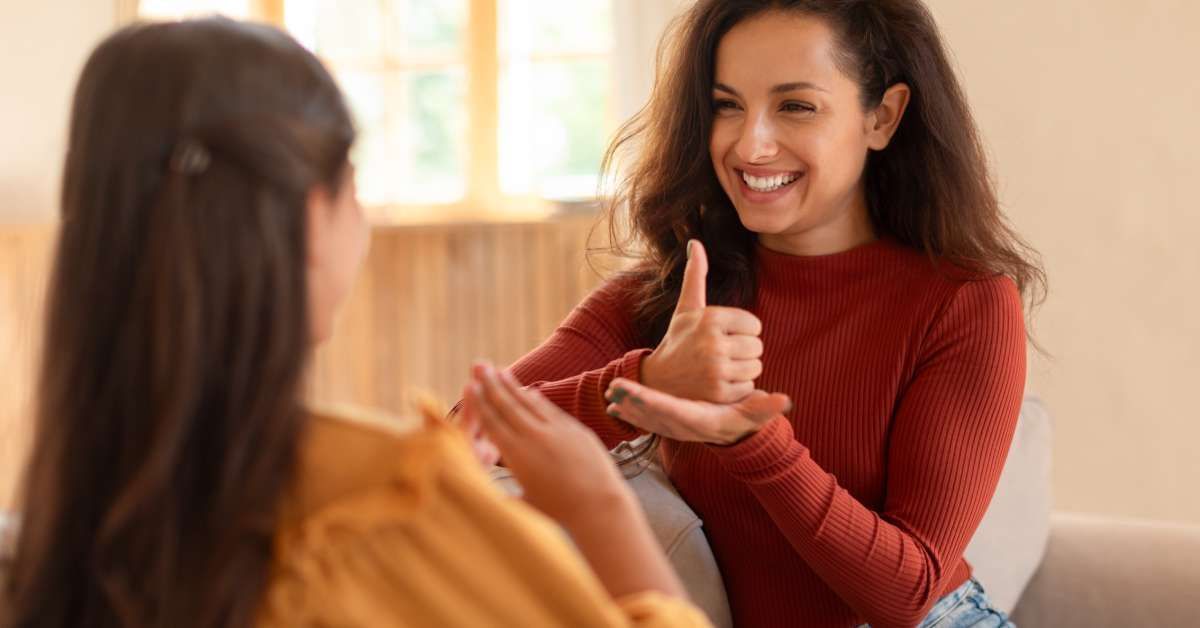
[860,578,1015,628]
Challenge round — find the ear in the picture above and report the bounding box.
[306,183,334,269]
[865,82,911,151]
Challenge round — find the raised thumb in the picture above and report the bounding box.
[675,239,708,314]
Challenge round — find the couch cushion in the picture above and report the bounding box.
[1011,513,1200,627]
[492,445,734,628]
[963,394,1053,614]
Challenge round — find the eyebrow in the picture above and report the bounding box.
[713,81,828,96]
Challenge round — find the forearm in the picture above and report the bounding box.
[710,419,959,627]
[520,348,651,447]
[562,490,689,603]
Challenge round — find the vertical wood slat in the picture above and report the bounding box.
[308,214,605,413]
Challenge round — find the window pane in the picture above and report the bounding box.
[285,1,467,207]
[139,0,252,19]
[390,0,467,56]
[344,68,468,206]
[499,0,613,199]
[286,0,465,62]
[499,0,612,54]
[308,1,386,61]
[500,59,611,199]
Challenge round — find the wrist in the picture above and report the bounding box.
[639,350,660,387]
[710,423,764,447]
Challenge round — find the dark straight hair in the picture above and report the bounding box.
[3,18,354,628]
[601,0,1046,346]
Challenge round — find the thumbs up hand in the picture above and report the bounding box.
[640,240,764,404]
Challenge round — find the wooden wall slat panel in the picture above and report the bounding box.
[2,217,605,508]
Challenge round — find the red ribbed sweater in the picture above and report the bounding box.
[508,237,1027,628]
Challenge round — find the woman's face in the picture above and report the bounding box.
[708,12,905,255]
[307,164,370,344]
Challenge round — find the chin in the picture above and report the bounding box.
[732,206,798,236]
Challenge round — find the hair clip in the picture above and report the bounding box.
[169,139,211,175]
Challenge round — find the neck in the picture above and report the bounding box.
[757,192,875,256]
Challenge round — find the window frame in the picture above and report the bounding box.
[124,0,612,225]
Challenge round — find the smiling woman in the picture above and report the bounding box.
[708,13,909,256]
[504,0,1046,626]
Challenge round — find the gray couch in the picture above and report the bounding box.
[957,395,1200,626]
[1010,512,1200,626]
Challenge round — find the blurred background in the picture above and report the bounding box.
[1,0,1197,532]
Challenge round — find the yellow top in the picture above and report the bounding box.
[256,406,712,628]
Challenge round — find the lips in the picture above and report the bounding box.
[734,168,804,200]
[741,170,800,192]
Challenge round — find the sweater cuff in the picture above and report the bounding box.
[620,348,653,384]
[707,415,802,476]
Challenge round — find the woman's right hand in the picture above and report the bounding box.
[464,362,634,528]
[464,361,689,603]
[641,240,764,404]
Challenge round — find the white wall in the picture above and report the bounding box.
[0,0,117,224]
[925,0,1200,523]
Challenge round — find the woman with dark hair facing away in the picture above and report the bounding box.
[501,1,1045,626]
[0,18,712,628]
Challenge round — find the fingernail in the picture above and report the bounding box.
[686,240,693,260]
[609,387,629,404]
[784,399,794,414]
[607,408,622,418]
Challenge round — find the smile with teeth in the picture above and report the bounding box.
[741,170,801,193]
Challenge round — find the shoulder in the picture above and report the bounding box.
[878,240,1023,326]
[285,405,476,526]
[578,270,645,311]
[933,273,1024,332]
[559,271,648,339]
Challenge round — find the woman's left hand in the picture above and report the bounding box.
[452,399,502,468]
[605,377,792,445]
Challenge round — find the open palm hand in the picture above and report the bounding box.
[604,377,791,445]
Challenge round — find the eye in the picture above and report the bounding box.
[781,101,816,113]
[713,99,741,113]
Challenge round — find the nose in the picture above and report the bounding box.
[735,110,778,164]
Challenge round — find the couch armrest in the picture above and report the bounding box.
[1010,512,1200,627]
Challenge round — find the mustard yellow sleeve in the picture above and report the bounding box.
[258,421,712,628]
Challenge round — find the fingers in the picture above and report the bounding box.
[737,390,793,420]
[497,369,555,423]
[726,335,764,360]
[456,386,483,438]
[723,359,763,383]
[466,380,517,448]
[704,307,763,336]
[674,239,708,314]
[606,378,696,421]
[473,438,501,468]
[721,380,756,403]
[472,362,540,437]
[499,370,570,426]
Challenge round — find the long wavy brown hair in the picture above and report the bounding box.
[2,18,354,628]
[601,0,1045,346]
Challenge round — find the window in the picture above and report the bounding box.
[131,0,616,222]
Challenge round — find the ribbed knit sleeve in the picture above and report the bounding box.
[507,276,648,448]
[707,275,1026,628]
